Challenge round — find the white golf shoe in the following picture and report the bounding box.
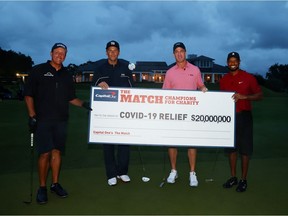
[117,175,131,182]
[108,177,117,186]
[189,171,198,187]
[167,169,178,183]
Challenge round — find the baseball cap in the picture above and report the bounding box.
[173,42,186,52]
[106,40,120,50]
[51,43,67,52]
[227,52,240,61]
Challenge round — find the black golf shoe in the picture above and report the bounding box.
[236,179,247,192]
[223,177,238,188]
[50,183,68,198]
[36,187,48,204]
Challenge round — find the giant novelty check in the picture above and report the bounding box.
[88,87,235,147]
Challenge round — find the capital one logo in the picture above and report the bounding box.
[93,89,118,102]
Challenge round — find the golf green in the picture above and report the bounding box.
[0,85,287,215]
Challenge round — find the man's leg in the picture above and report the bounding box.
[188,148,198,186]
[50,149,61,184]
[241,154,249,180]
[36,151,50,203]
[235,154,249,192]
[103,144,117,179]
[49,149,68,197]
[229,151,237,177]
[188,148,197,172]
[222,151,238,188]
[168,147,177,170]
[167,148,178,183]
[38,152,50,187]
[118,145,130,175]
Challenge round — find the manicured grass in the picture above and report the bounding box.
[0,84,287,215]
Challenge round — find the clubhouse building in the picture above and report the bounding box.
[76,54,229,84]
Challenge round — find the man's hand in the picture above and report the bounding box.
[232,93,247,102]
[201,86,208,93]
[98,81,109,89]
[82,101,92,111]
[28,116,37,133]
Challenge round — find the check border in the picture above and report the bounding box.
[88,87,235,148]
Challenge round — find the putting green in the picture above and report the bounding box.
[0,85,287,214]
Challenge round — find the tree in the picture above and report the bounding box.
[265,63,288,92]
[66,63,78,75]
[254,74,266,86]
[0,48,34,78]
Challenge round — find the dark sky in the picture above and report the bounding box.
[1,1,288,76]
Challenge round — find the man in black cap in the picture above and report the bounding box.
[24,42,92,204]
[220,51,262,192]
[92,40,134,186]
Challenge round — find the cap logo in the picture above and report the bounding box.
[106,40,120,50]
[227,51,240,61]
[56,44,66,49]
[173,42,186,52]
[51,43,67,52]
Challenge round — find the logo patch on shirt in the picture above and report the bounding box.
[44,72,54,77]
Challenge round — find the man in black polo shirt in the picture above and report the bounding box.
[24,43,91,204]
[92,40,134,186]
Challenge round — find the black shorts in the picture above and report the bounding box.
[225,111,253,156]
[35,121,68,154]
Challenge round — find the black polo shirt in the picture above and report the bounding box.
[24,61,76,121]
[92,59,134,87]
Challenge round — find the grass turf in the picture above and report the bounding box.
[0,84,288,214]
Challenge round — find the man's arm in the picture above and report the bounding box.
[25,95,37,133]
[24,96,36,117]
[232,92,263,102]
[70,98,84,107]
[70,98,92,111]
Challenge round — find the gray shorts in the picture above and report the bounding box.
[35,121,68,154]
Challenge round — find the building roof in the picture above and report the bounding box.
[192,55,215,61]
[76,55,227,74]
[135,61,168,72]
[212,64,229,74]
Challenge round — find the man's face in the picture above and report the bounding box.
[227,57,240,72]
[106,46,120,62]
[50,47,66,66]
[173,47,186,63]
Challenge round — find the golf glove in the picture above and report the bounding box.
[28,116,37,133]
[82,101,92,111]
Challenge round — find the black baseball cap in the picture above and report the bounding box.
[173,42,186,52]
[51,43,67,52]
[106,40,120,50]
[227,52,240,61]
